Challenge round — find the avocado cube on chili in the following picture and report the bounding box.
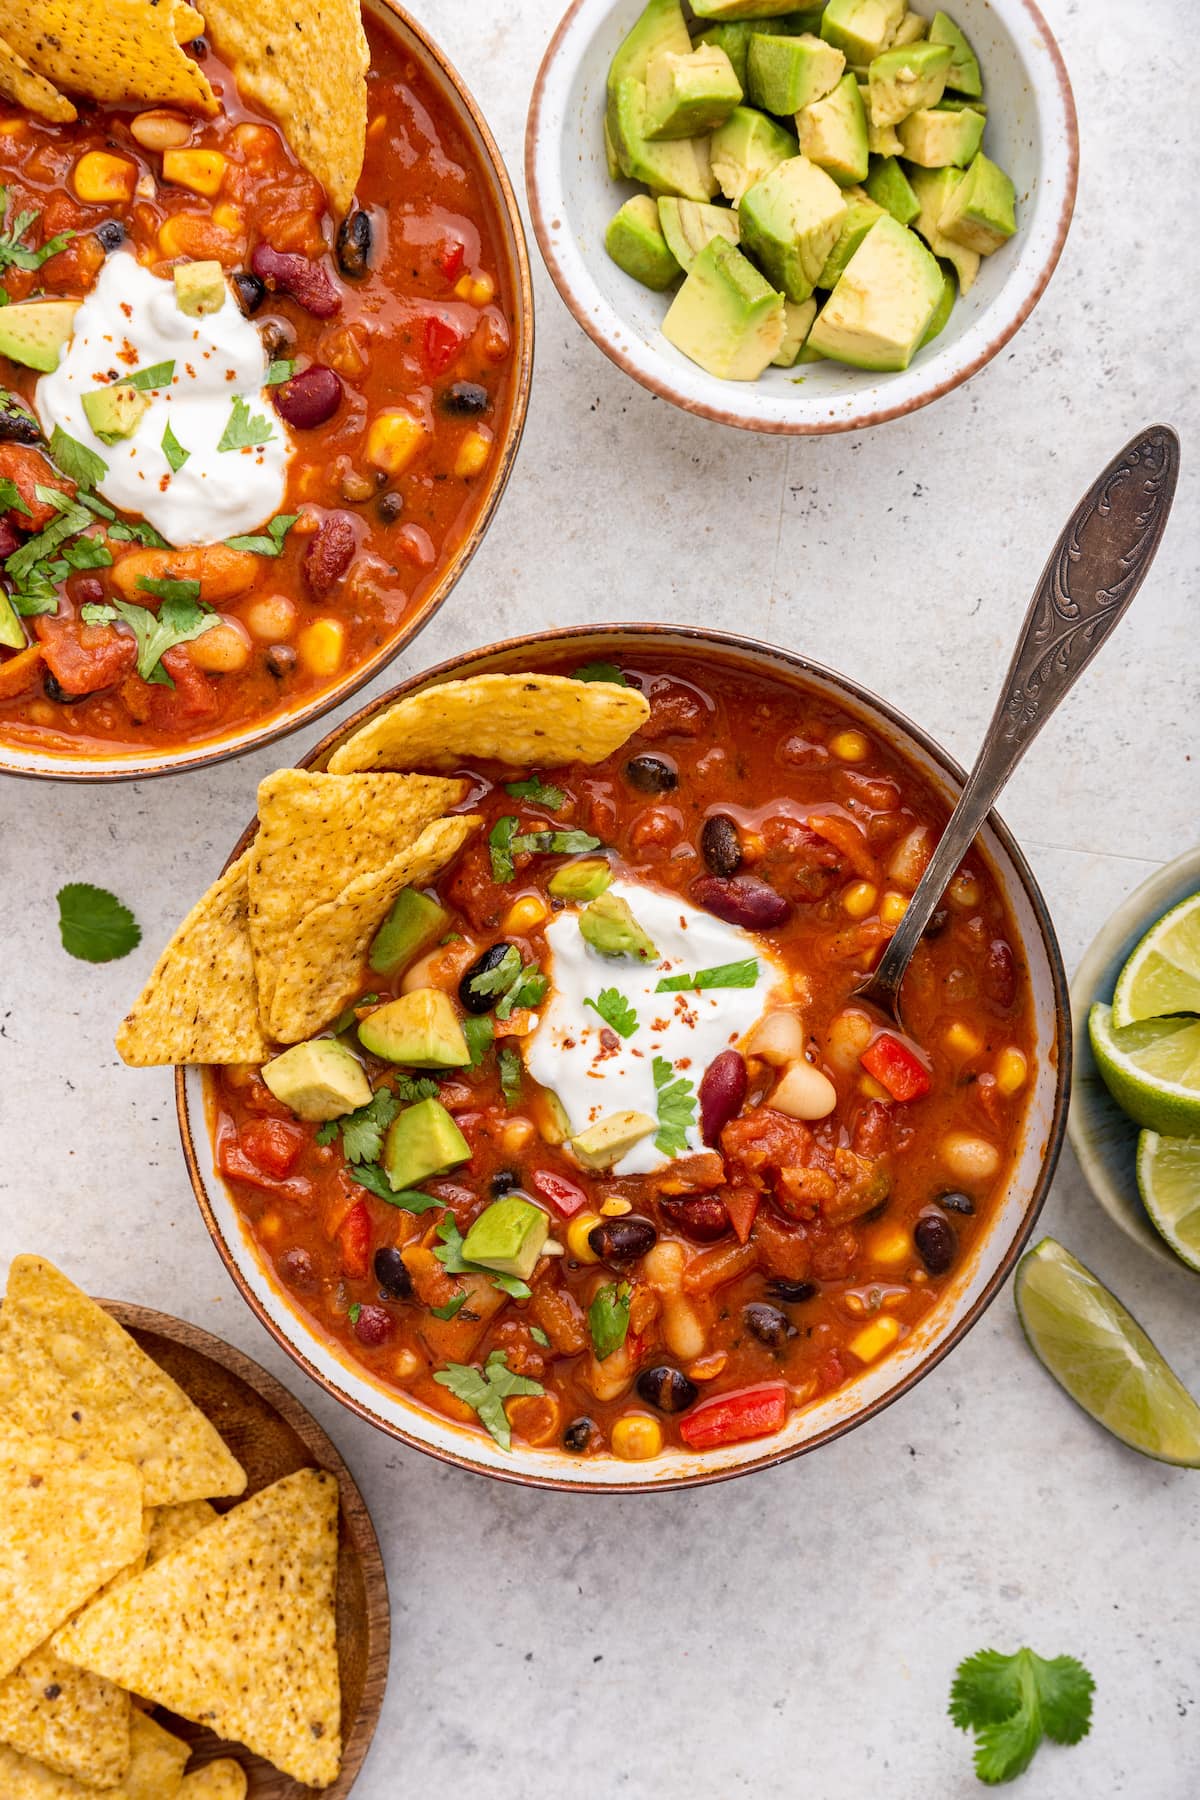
[571,1110,657,1171]
[0,298,80,373]
[710,106,797,205]
[82,382,148,443]
[895,102,984,167]
[173,259,226,318]
[747,31,844,115]
[605,196,682,291]
[0,589,24,651]
[369,887,449,976]
[937,151,1017,255]
[383,1097,470,1190]
[928,9,983,98]
[807,213,943,371]
[643,45,743,140]
[462,1196,550,1280]
[864,152,920,224]
[738,155,847,303]
[795,72,870,187]
[532,1085,573,1147]
[261,1038,372,1122]
[548,858,613,902]
[820,0,907,66]
[578,890,660,960]
[358,989,470,1067]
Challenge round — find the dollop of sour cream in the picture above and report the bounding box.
[524,878,785,1176]
[35,252,292,545]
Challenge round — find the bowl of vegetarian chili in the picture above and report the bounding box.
[175,624,1070,1490]
[0,0,532,779]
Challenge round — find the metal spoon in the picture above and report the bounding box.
[856,422,1181,1031]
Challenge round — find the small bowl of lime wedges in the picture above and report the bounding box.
[1070,846,1200,1273]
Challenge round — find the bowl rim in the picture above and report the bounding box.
[0,0,535,785]
[524,0,1078,437]
[176,621,1071,1492]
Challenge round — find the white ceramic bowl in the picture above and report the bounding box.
[1068,847,1200,1273]
[178,624,1070,1491]
[526,0,1077,434]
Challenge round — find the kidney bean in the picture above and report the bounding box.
[352,1303,394,1347]
[276,1246,316,1291]
[624,754,677,793]
[636,1366,698,1413]
[335,208,373,278]
[938,1190,975,1215]
[305,512,357,593]
[701,813,742,878]
[587,1216,657,1263]
[914,1212,957,1275]
[251,243,341,318]
[983,938,1018,1009]
[273,363,342,429]
[691,874,791,929]
[0,518,18,560]
[373,1247,412,1299]
[743,1301,797,1348]
[698,1049,748,1147]
[660,1193,730,1243]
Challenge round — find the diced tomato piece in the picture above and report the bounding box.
[437,239,465,282]
[218,1143,311,1204]
[860,1032,931,1103]
[724,1184,760,1246]
[145,647,219,727]
[34,616,137,697]
[338,1199,372,1280]
[424,312,467,376]
[529,1169,588,1218]
[239,1118,306,1178]
[0,444,74,528]
[678,1382,789,1451]
[804,810,877,881]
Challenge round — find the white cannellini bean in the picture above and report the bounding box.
[744,1008,805,1066]
[771,1059,838,1121]
[825,1008,873,1073]
[642,1241,708,1362]
[586,1341,635,1401]
[887,825,934,889]
[941,1131,1000,1181]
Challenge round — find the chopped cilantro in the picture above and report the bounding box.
[107,518,170,548]
[225,513,298,557]
[572,661,628,685]
[433,1217,531,1300]
[497,964,546,1021]
[161,420,189,474]
[77,491,116,520]
[217,395,275,452]
[386,1187,445,1214]
[498,1044,523,1106]
[56,883,141,963]
[392,1073,440,1104]
[61,535,112,571]
[5,486,92,589]
[588,1281,631,1361]
[430,1292,468,1321]
[314,1121,338,1147]
[583,987,639,1039]
[510,828,601,859]
[330,993,377,1035]
[656,958,759,993]
[488,815,519,882]
[652,1055,696,1157]
[338,1087,400,1166]
[82,592,218,686]
[48,428,106,491]
[123,359,175,392]
[462,1014,494,1067]
[348,1302,362,1324]
[0,189,73,272]
[433,1350,545,1451]
[468,945,522,1000]
[0,477,30,517]
[950,1648,1094,1786]
[135,575,202,606]
[266,358,296,385]
[504,776,565,809]
[529,1325,550,1348]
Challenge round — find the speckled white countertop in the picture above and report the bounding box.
[2,0,1198,1792]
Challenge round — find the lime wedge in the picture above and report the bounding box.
[1015,1236,1200,1466]
[1088,1001,1200,1136]
[1112,890,1200,1028]
[1136,1131,1200,1273]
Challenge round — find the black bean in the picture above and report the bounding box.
[459,943,515,1014]
[588,1216,657,1264]
[701,812,742,878]
[187,33,208,56]
[743,1301,797,1348]
[491,1170,519,1198]
[442,380,489,417]
[636,1366,698,1413]
[0,393,40,442]
[232,271,266,316]
[914,1213,957,1275]
[765,1278,818,1304]
[336,208,373,278]
[95,219,125,253]
[938,1190,975,1215]
[373,1247,412,1299]
[258,316,296,358]
[377,490,404,523]
[265,644,297,679]
[563,1417,595,1453]
[43,673,85,704]
[624,754,677,794]
[923,908,950,939]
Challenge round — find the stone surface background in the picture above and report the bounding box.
[2,0,1198,1792]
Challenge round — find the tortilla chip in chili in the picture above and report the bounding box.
[56,1470,342,1789]
[0,1257,246,1506]
[116,850,268,1067]
[326,673,651,775]
[0,1709,191,1799]
[0,35,77,123]
[179,1759,248,1800]
[0,0,216,114]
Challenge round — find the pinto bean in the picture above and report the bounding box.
[251,243,342,318]
[698,1049,748,1146]
[983,938,1018,1009]
[111,543,258,603]
[691,874,790,929]
[305,512,357,593]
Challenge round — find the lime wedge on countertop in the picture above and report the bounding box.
[1136,1132,1200,1274]
[1088,1002,1200,1137]
[1112,890,1200,1028]
[1015,1236,1200,1466]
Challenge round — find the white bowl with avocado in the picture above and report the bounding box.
[526,0,1077,434]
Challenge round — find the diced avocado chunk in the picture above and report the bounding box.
[867,40,951,125]
[605,195,682,291]
[603,116,622,180]
[739,154,847,301]
[937,150,1016,254]
[645,45,742,139]
[382,1097,469,1191]
[796,72,869,186]
[908,164,979,290]
[663,237,787,379]
[892,10,930,44]
[261,1038,372,1122]
[896,102,983,166]
[81,383,148,445]
[608,79,719,201]
[532,1085,572,1146]
[816,192,884,287]
[657,197,740,273]
[864,152,920,223]
[548,857,613,902]
[928,10,982,97]
[369,887,449,976]
[695,22,754,90]
[747,31,844,114]
[0,589,25,651]
[770,296,818,365]
[919,266,956,346]
[807,212,943,370]
[173,259,226,318]
[710,105,797,204]
[358,988,471,1068]
[0,299,80,374]
[578,889,661,960]
[864,98,904,156]
[691,0,811,17]
[462,1196,549,1280]
[820,0,906,65]
[572,1110,657,1171]
[608,0,690,96]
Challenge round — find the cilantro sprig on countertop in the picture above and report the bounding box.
[56,884,141,963]
[950,1647,1094,1785]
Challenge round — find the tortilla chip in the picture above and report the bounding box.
[0,33,77,122]
[146,1499,217,1565]
[326,673,651,776]
[171,2,205,40]
[56,1470,342,1789]
[0,1710,190,1799]
[198,0,367,218]
[267,813,481,1044]
[1,0,216,114]
[248,770,467,1023]
[116,850,268,1067]
[179,1760,247,1800]
[0,1257,246,1507]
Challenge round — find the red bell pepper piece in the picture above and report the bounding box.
[679,1382,789,1451]
[437,238,465,282]
[338,1199,372,1281]
[424,312,467,376]
[860,1031,931,1103]
[529,1168,587,1218]
[238,1118,306,1178]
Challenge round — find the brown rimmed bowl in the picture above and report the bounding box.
[0,0,533,783]
[177,624,1070,1492]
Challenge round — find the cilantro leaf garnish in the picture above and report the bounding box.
[572,661,628,685]
[504,776,565,809]
[393,1074,440,1104]
[488,815,600,880]
[161,420,189,474]
[529,1325,550,1348]
[82,591,218,685]
[433,1350,545,1451]
[498,965,546,1021]
[588,1281,631,1361]
[61,535,111,571]
[266,358,296,385]
[498,1044,523,1106]
[433,1217,532,1300]
[48,427,106,491]
[56,883,141,963]
[468,946,521,1000]
[135,575,201,605]
[5,486,92,590]
[335,1086,400,1165]
[225,513,298,556]
[0,189,73,272]
[217,395,275,453]
[583,987,638,1039]
[430,1293,468,1321]
[652,1055,696,1157]
[0,477,30,517]
[488,815,519,883]
[123,359,175,392]
[462,1014,494,1067]
[466,947,546,1022]
[107,518,170,549]
[656,958,759,993]
[950,1648,1094,1785]
[348,1302,361,1325]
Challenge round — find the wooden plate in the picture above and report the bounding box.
[101,1302,390,1798]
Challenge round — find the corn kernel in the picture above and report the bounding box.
[849,1314,901,1364]
[257,1210,284,1245]
[860,1075,890,1102]
[611,1415,663,1461]
[830,729,869,763]
[297,616,345,677]
[73,151,136,204]
[455,271,495,306]
[566,1213,603,1263]
[454,426,492,479]
[212,201,243,234]
[949,870,981,908]
[162,148,228,196]
[500,1117,535,1154]
[842,880,877,919]
[944,1021,983,1059]
[502,893,549,933]
[995,1047,1029,1095]
[366,407,428,476]
[392,1348,420,1380]
[879,891,908,928]
[869,1223,911,1266]
[599,1196,633,1217]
